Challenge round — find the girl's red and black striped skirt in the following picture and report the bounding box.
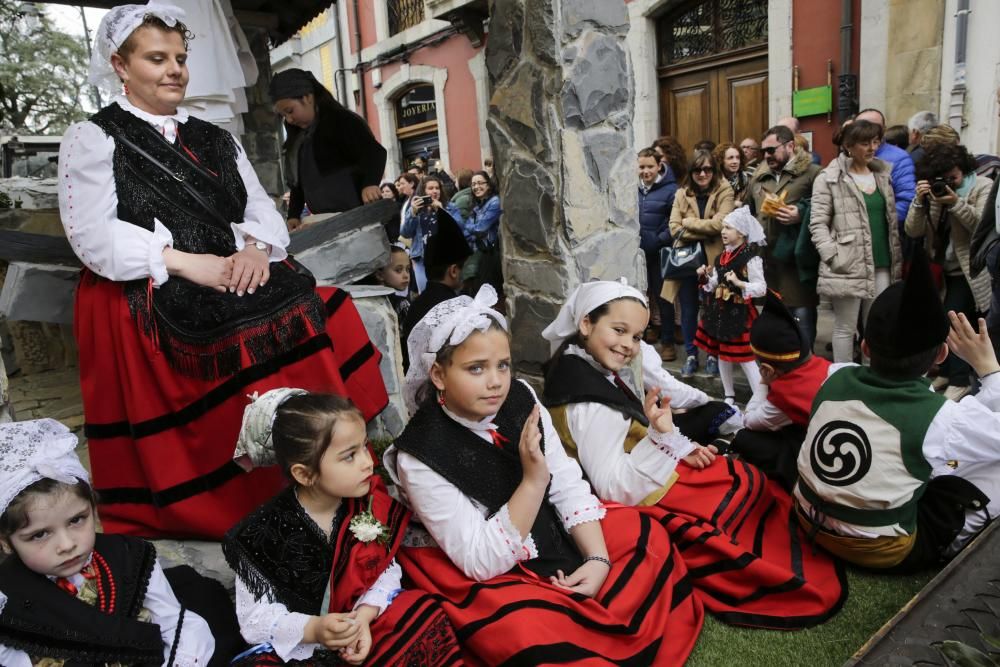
[649,456,847,629]
[398,506,704,666]
[75,272,388,539]
[232,590,464,666]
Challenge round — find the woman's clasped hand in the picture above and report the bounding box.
[162,243,270,296]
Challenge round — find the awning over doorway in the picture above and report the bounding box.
[40,0,332,45]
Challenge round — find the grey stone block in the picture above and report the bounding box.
[291,219,391,287]
[341,285,408,440]
[561,0,628,39]
[0,262,79,324]
[561,33,629,129]
[0,178,59,210]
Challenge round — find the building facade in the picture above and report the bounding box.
[271,0,1000,187]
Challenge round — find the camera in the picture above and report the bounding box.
[415,195,430,206]
[930,178,950,198]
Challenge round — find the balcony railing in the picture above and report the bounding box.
[388,0,425,35]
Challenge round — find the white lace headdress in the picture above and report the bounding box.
[723,206,767,246]
[403,284,508,416]
[0,419,89,519]
[541,278,647,356]
[88,3,188,93]
[233,388,309,470]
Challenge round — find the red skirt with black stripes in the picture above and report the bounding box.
[75,271,387,539]
[646,457,847,629]
[398,506,704,666]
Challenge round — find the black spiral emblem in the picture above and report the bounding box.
[809,420,872,487]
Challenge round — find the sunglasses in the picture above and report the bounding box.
[762,141,791,156]
[692,167,715,175]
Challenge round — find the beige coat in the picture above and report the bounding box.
[809,156,902,299]
[661,181,735,302]
[904,173,994,312]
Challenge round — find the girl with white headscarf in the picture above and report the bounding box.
[539,279,847,630]
[382,285,704,665]
[223,390,462,666]
[58,4,387,540]
[694,206,768,403]
[0,419,218,666]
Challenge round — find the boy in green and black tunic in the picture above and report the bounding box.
[794,248,1000,571]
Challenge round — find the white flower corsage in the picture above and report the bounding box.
[349,496,389,546]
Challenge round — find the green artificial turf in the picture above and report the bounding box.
[686,567,934,666]
[373,440,933,666]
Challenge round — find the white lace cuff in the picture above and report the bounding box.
[495,503,538,561]
[648,427,697,459]
[561,502,606,530]
[354,560,402,617]
[148,218,173,287]
[270,612,316,662]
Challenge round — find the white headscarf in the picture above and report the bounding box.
[233,388,308,470]
[403,284,508,416]
[0,419,89,519]
[89,3,188,94]
[540,278,647,356]
[723,206,767,246]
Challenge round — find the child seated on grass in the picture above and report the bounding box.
[795,248,1000,571]
[732,291,834,490]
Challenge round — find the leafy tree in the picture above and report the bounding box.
[0,4,90,135]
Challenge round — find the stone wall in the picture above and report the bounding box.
[239,26,284,197]
[487,0,642,376]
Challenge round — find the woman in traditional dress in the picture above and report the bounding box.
[57,3,387,540]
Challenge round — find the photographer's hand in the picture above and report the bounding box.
[932,186,959,208]
[915,180,931,200]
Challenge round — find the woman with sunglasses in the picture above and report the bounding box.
[663,149,735,378]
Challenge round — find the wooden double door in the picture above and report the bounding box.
[658,55,768,150]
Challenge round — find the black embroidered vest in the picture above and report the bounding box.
[0,534,162,665]
[88,103,325,380]
[543,354,648,426]
[224,486,347,615]
[702,243,757,341]
[393,381,583,578]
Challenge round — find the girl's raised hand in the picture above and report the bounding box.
[519,404,548,489]
[683,445,716,469]
[946,311,1000,377]
[643,388,674,434]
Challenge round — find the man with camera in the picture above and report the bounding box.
[905,142,994,400]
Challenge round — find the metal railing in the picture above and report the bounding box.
[388,0,425,35]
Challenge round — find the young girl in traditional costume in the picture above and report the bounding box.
[384,285,703,666]
[694,206,768,404]
[540,279,847,629]
[224,390,461,666]
[0,419,218,666]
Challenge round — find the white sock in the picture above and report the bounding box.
[740,360,761,390]
[719,360,735,399]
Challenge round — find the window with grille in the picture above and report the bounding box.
[657,0,767,66]
[388,0,425,35]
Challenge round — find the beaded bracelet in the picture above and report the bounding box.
[584,555,612,568]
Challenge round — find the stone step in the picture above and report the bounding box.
[659,345,754,404]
